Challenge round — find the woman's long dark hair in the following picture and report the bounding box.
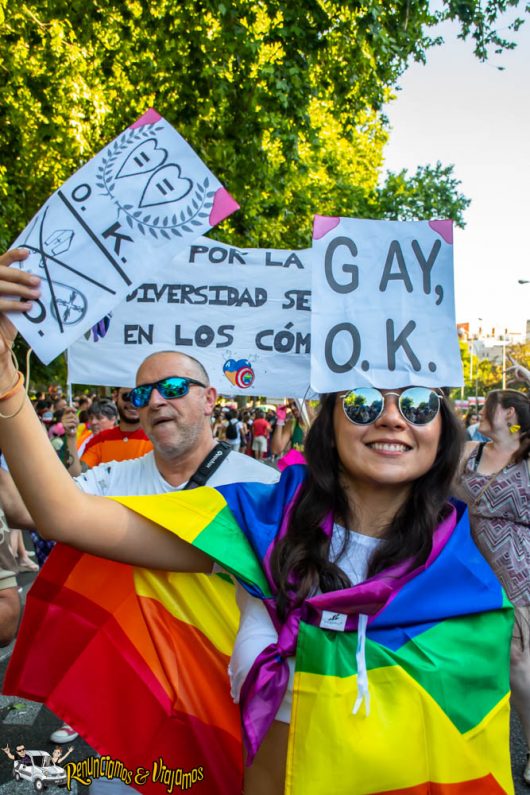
[484,389,530,463]
[271,392,464,620]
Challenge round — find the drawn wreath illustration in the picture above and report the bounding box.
[96,124,214,239]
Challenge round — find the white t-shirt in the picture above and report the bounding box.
[230,524,383,723]
[75,448,279,496]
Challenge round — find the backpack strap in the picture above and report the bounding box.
[184,442,231,489]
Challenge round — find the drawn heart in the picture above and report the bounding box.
[139,164,193,208]
[223,359,254,389]
[116,139,168,179]
[224,370,238,386]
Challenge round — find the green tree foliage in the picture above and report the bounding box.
[1,0,527,254]
[0,1,527,385]
[454,337,530,400]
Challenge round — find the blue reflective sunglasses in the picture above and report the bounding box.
[125,376,207,408]
[342,387,443,426]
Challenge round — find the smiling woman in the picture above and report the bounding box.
[271,388,461,620]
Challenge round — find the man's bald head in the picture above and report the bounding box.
[136,351,210,386]
[133,350,217,465]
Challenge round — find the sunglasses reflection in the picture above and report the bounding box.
[343,387,442,426]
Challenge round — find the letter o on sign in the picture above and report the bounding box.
[324,323,361,373]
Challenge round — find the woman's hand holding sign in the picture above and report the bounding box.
[0,248,41,367]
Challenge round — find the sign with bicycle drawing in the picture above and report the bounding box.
[9,108,239,364]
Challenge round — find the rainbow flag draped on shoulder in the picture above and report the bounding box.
[5,465,513,794]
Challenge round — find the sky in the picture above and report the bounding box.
[383,14,530,339]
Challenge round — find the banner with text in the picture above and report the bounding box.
[310,216,463,392]
[68,238,311,397]
[9,109,239,364]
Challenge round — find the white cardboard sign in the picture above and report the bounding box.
[9,109,239,364]
[310,216,463,392]
[67,237,312,397]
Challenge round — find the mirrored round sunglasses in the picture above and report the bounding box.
[342,386,442,426]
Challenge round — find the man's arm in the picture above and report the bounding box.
[506,357,530,387]
[61,407,84,476]
[271,419,293,455]
[2,745,15,760]
[0,468,34,529]
[80,435,102,469]
[0,585,20,646]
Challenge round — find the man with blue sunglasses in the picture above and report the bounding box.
[79,350,280,794]
[75,350,279,498]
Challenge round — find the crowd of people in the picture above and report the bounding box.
[0,248,529,793]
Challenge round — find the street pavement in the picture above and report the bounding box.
[1,546,529,794]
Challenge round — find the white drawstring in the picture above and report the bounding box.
[353,613,370,715]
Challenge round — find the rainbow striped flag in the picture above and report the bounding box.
[5,465,513,794]
[4,545,243,794]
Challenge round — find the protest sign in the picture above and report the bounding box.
[310,217,463,392]
[67,237,311,397]
[9,109,239,364]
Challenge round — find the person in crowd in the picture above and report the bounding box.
[52,395,67,414]
[212,405,228,441]
[464,406,489,442]
[8,528,38,572]
[76,399,119,459]
[0,248,514,793]
[225,408,243,453]
[36,399,54,430]
[75,407,92,449]
[0,503,20,646]
[454,387,530,784]
[251,409,271,460]
[79,388,152,469]
[271,400,308,457]
[241,409,253,455]
[464,407,478,431]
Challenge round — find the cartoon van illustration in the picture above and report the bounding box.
[13,749,67,790]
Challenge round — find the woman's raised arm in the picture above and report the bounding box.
[0,249,212,573]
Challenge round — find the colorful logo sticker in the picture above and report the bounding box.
[223,358,255,389]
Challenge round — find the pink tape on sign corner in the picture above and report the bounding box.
[209,188,240,226]
[313,215,340,240]
[130,109,162,129]
[428,220,453,245]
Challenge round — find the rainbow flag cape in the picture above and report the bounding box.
[4,548,242,794]
[5,465,513,794]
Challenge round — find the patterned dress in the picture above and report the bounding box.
[459,443,530,606]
